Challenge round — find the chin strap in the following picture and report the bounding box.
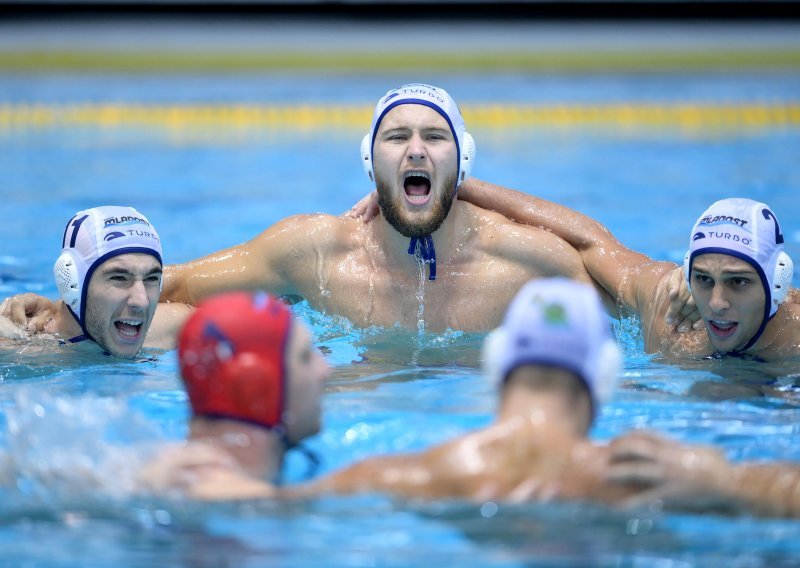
[408,235,437,280]
[276,430,322,484]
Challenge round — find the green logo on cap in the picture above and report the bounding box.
[532,294,568,326]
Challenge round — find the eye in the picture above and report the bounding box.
[730,277,752,289]
[426,133,446,141]
[693,273,713,287]
[109,274,128,282]
[145,274,162,284]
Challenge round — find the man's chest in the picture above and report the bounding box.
[297,254,535,332]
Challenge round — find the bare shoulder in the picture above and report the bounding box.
[462,201,579,258]
[257,213,358,254]
[766,301,800,356]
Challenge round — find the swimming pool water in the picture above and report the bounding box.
[1,70,800,567]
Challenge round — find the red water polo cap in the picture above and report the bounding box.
[178,291,292,430]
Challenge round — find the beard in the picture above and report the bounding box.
[375,172,458,238]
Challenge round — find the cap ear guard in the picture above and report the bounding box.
[592,338,622,409]
[683,250,692,292]
[360,134,374,182]
[772,251,794,308]
[459,132,476,183]
[54,250,82,312]
[481,327,508,389]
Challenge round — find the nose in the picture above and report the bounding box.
[708,283,730,313]
[127,280,149,311]
[406,132,427,162]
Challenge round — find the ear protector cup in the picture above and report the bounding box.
[772,251,793,307]
[360,134,373,182]
[459,132,476,182]
[54,250,82,312]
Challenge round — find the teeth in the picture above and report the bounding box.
[119,320,142,326]
[404,171,430,180]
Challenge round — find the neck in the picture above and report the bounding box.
[188,417,285,482]
[740,305,785,356]
[497,371,591,439]
[372,197,462,273]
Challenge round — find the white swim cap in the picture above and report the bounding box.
[684,198,793,327]
[54,206,163,330]
[360,83,476,188]
[482,278,621,417]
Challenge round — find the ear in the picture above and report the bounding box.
[360,134,374,182]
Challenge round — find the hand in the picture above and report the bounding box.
[665,267,703,333]
[0,293,57,333]
[607,431,732,511]
[344,190,380,223]
[0,315,28,340]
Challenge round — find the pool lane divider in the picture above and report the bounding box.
[2,49,800,72]
[1,103,799,131]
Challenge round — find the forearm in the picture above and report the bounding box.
[460,178,609,250]
[161,242,289,306]
[461,178,653,307]
[293,455,435,500]
[726,463,800,518]
[161,263,196,305]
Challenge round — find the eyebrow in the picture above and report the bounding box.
[693,266,756,276]
[381,126,451,135]
[99,265,162,277]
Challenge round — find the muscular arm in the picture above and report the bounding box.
[161,214,325,305]
[609,431,800,518]
[290,452,441,500]
[460,178,672,317]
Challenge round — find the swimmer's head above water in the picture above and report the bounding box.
[482,277,621,424]
[360,83,477,280]
[178,291,329,447]
[54,205,163,357]
[361,83,475,189]
[684,198,794,354]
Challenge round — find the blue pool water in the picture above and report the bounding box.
[1,70,800,566]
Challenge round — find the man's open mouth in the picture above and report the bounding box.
[707,319,738,338]
[115,319,143,340]
[403,171,431,205]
